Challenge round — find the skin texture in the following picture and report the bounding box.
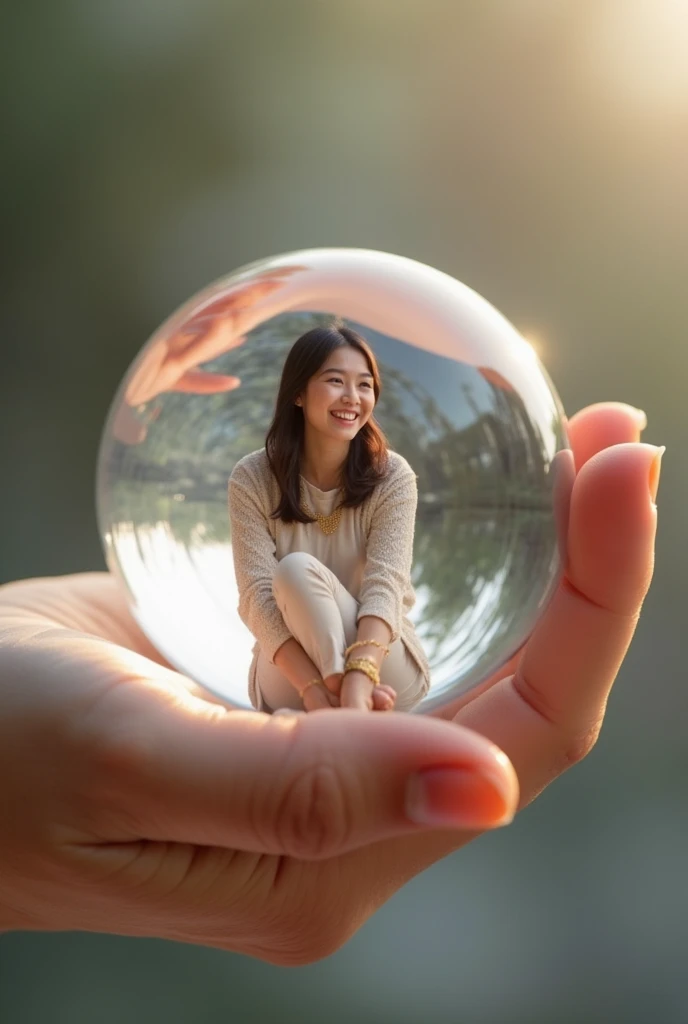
[0,402,659,965]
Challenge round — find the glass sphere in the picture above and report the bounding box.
[96,248,571,713]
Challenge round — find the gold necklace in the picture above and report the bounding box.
[301,490,344,535]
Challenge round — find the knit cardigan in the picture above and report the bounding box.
[227,447,430,686]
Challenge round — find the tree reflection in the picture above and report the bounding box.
[103,312,563,669]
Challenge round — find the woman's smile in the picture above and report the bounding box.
[297,343,376,442]
[330,409,359,425]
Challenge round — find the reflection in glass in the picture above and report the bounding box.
[96,248,570,711]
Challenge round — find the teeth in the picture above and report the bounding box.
[332,411,357,420]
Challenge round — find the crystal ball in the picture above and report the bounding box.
[96,248,571,712]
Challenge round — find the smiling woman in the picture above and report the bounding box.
[97,247,571,713]
[267,324,386,512]
[299,349,376,462]
[227,322,431,715]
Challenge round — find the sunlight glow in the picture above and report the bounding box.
[586,0,688,113]
[517,330,544,364]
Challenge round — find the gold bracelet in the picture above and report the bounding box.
[299,678,322,698]
[344,657,381,687]
[345,639,390,658]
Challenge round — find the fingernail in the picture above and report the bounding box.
[631,407,648,431]
[405,767,515,830]
[649,446,665,505]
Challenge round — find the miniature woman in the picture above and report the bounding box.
[228,322,430,713]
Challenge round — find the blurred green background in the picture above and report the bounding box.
[1,1,686,1022]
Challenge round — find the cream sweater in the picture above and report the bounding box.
[227,447,430,689]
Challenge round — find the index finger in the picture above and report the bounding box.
[566,401,648,470]
[433,400,650,723]
[456,440,660,804]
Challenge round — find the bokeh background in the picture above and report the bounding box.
[1,1,686,1022]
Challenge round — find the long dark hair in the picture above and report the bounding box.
[265,322,389,523]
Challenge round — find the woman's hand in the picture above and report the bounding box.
[300,680,340,712]
[0,401,658,966]
[340,670,396,711]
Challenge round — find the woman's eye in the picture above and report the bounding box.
[326,377,372,388]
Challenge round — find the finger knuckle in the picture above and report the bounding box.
[270,922,354,965]
[512,669,560,728]
[274,762,353,859]
[511,673,604,774]
[560,723,602,769]
[267,900,359,965]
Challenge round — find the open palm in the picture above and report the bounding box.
[0,402,658,964]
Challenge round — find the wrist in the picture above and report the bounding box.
[298,677,323,699]
[342,668,372,685]
[345,638,389,667]
[343,656,380,687]
[353,646,383,667]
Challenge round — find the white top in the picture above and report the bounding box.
[227,447,431,699]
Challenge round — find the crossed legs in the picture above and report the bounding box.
[254,552,425,713]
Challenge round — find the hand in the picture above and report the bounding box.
[300,680,340,712]
[121,269,302,411]
[0,401,658,967]
[339,670,397,712]
[0,576,515,960]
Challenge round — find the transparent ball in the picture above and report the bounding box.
[96,248,571,713]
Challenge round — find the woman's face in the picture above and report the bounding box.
[297,344,376,444]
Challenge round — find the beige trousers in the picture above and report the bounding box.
[255,551,426,713]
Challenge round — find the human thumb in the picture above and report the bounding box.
[103,691,519,860]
